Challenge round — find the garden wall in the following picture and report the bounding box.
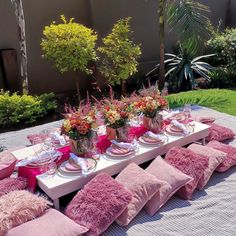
[0,0,234,94]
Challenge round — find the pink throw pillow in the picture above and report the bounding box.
[194,116,215,124]
[165,147,209,200]
[65,173,132,236]
[188,144,226,189]
[145,156,193,216]
[0,177,27,197]
[6,209,88,236]
[115,163,165,225]
[206,123,235,142]
[207,140,236,172]
[0,190,50,235]
[0,149,17,180]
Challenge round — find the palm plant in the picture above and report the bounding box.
[157,0,211,91]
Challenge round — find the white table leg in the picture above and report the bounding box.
[202,137,206,145]
[53,198,60,210]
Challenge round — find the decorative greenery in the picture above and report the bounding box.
[207,28,236,87]
[41,15,98,101]
[98,17,141,94]
[0,146,6,152]
[0,91,57,126]
[166,89,236,116]
[155,0,211,90]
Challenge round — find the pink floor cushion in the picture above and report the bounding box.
[145,156,193,216]
[0,149,17,180]
[188,144,226,190]
[6,209,88,236]
[0,190,51,236]
[27,134,48,144]
[65,173,132,236]
[115,163,164,225]
[165,147,209,200]
[207,140,236,172]
[194,116,215,124]
[206,123,235,142]
[0,177,28,197]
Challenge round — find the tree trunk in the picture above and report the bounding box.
[76,72,81,103]
[158,0,165,92]
[11,0,29,94]
[121,80,126,95]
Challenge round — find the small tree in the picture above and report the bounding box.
[41,15,98,101]
[98,17,141,94]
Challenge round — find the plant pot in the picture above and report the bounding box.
[106,125,129,141]
[143,114,163,133]
[70,138,89,155]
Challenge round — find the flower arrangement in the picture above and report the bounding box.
[134,95,168,118]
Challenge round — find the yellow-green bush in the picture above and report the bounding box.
[0,91,57,126]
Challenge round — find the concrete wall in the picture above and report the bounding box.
[0,0,234,94]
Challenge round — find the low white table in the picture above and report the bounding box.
[37,121,209,210]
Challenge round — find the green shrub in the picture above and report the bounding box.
[208,28,236,87]
[0,91,57,126]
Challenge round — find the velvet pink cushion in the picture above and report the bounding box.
[145,156,193,216]
[6,209,88,236]
[0,149,17,180]
[207,140,236,172]
[206,123,235,142]
[0,190,50,236]
[165,147,209,200]
[188,144,226,189]
[115,163,164,225]
[65,173,132,236]
[0,177,27,197]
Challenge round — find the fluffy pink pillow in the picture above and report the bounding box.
[206,123,235,142]
[165,147,209,200]
[115,163,164,225]
[145,156,192,216]
[0,177,27,197]
[194,116,215,124]
[0,190,50,236]
[207,140,236,172]
[65,173,132,236]
[188,144,226,189]
[6,209,88,236]
[0,149,17,180]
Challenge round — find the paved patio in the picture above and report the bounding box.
[0,105,235,149]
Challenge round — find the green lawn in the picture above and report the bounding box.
[166,89,236,116]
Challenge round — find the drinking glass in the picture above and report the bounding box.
[183,104,191,122]
[46,161,57,176]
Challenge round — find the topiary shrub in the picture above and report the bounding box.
[0,91,57,126]
[41,15,98,101]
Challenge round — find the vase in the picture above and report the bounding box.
[106,125,129,141]
[143,114,163,133]
[70,138,90,156]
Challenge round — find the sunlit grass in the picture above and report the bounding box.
[167,89,236,116]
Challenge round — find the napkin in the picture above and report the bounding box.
[16,150,61,167]
[163,111,180,120]
[51,132,66,146]
[70,153,88,175]
[145,131,165,141]
[111,140,137,151]
[171,120,190,135]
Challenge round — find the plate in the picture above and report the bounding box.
[27,155,60,167]
[58,158,97,175]
[165,125,192,136]
[106,147,135,157]
[168,113,186,122]
[138,134,167,146]
[109,145,131,155]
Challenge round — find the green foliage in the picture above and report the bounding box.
[166,89,236,116]
[41,15,98,74]
[207,28,236,86]
[98,17,141,86]
[167,0,211,56]
[0,146,6,152]
[0,91,57,126]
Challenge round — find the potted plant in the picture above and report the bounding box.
[61,105,97,155]
[98,17,141,95]
[134,93,168,132]
[41,15,98,102]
